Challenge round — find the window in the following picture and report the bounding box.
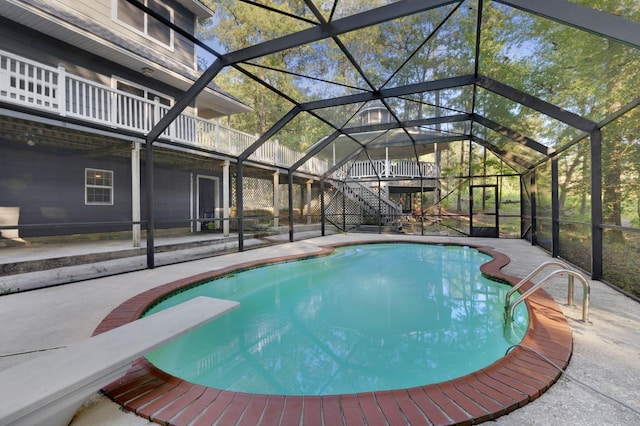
[114,79,173,106]
[113,0,174,49]
[113,78,173,128]
[86,169,113,205]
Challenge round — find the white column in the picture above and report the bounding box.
[131,142,141,247]
[306,180,312,224]
[223,160,230,236]
[57,64,66,117]
[332,142,336,166]
[273,172,280,228]
[385,147,389,178]
[214,120,220,151]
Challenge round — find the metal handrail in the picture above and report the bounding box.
[505,260,574,307]
[505,262,590,322]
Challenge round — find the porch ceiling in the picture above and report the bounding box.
[0,115,231,170]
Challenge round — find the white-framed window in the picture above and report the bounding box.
[112,77,174,128]
[113,0,174,50]
[85,168,114,205]
[113,77,173,106]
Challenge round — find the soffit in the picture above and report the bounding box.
[0,0,250,116]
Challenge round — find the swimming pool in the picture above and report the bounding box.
[95,239,572,425]
[143,243,528,395]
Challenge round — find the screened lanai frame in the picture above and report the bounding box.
[129,0,640,291]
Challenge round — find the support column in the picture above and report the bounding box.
[144,99,163,268]
[591,129,603,279]
[190,173,194,232]
[320,179,326,236]
[434,143,441,215]
[434,88,442,217]
[237,162,244,252]
[288,172,294,242]
[342,184,346,231]
[223,160,230,237]
[378,179,382,234]
[58,64,67,117]
[530,169,537,246]
[306,180,312,224]
[273,172,280,228]
[551,157,560,257]
[131,142,141,247]
[385,147,389,178]
[145,142,155,268]
[420,177,425,236]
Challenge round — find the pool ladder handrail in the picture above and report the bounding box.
[505,260,590,322]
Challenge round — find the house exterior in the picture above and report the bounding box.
[0,0,327,242]
[0,0,439,246]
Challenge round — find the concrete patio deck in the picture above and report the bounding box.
[0,234,639,425]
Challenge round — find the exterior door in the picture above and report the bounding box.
[470,185,499,237]
[197,176,217,231]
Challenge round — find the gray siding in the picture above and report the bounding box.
[0,17,196,112]
[29,0,195,71]
[151,166,191,227]
[0,141,203,237]
[1,144,131,236]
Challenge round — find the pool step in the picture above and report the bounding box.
[0,235,244,276]
[0,235,275,294]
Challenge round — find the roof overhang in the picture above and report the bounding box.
[0,0,249,117]
[179,0,214,19]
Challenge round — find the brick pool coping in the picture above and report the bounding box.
[93,241,573,425]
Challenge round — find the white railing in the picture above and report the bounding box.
[0,51,61,112]
[335,160,438,179]
[0,49,328,175]
[349,160,386,178]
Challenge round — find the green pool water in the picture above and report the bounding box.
[145,243,528,396]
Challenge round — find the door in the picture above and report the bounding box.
[197,176,217,231]
[470,185,499,237]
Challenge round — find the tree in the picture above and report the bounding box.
[198,0,322,149]
[479,2,640,243]
[194,1,640,239]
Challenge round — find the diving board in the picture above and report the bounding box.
[0,296,239,426]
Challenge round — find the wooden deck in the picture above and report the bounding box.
[94,242,572,425]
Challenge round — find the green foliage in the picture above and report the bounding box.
[196,1,483,152]
[198,0,321,148]
[195,2,640,294]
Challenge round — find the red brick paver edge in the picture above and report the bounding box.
[94,241,572,425]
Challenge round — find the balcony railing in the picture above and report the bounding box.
[0,49,327,175]
[336,160,438,180]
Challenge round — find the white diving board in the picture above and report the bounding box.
[0,296,239,426]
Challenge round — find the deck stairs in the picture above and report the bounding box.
[325,179,402,231]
